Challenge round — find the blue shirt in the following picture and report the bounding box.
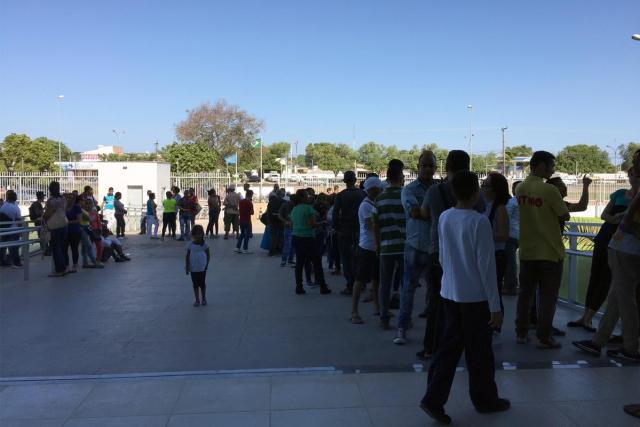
[401,179,433,252]
[146,199,155,216]
[103,194,115,210]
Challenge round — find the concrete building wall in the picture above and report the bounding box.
[95,162,171,207]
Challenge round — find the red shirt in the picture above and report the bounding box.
[239,199,253,223]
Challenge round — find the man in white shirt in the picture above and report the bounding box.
[350,177,383,324]
[420,171,509,425]
[0,190,24,267]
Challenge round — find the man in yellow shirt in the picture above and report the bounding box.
[515,151,570,349]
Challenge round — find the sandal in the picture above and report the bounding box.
[350,315,364,324]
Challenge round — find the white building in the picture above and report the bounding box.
[95,162,171,208]
[80,145,124,161]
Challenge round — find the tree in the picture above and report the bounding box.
[262,142,291,171]
[357,141,387,173]
[0,133,72,171]
[618,142,640,171]
[504,145,533,161]
[162,142,219,173]
[472,152,498,173]
[306,143,353,174]
[556,144,615,174]
[175,100,264,165]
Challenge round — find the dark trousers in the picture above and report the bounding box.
[380,254,404,321]
[328,233,341,269]
[422,298,499,410]
[236,222,251,250]
[50,227,68,273]
[191,271,207,300]
[495,250,506,314]
[206,210,220,236]
[162,212,177,237]
[293,235,325,287]
[516,260,563,340]
[585,239,612,312]
[269,222,284,255]
[423,256,443,354]
[64,230,81,266]
[0,234,20,266]
[115,213,126,237]
[338,232,358,290]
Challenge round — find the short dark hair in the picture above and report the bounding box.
[419,150,436,163]
[445,150,470,173]
[115,192,122,198]
[387,159,404,181]
[451,170,479,201]
[6,190,17,202]
[246,190,254,198]
[530,151,556,169]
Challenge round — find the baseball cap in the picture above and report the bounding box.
[363,177,384,191]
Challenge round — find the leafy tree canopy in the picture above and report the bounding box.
[505,145,533,160]
[0,133,72,172]
[618,142,640,171]
[556,144,615,174]
[161,142,219,173]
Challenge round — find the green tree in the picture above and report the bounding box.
[357,141,387,173]
[175,100,264,164]
[505,145,533,161]
[306,143,352,174]
[0,133,72,171]
[162,142,219,172]
[472,152,498,173]
[262,142,291,171]
[556,144,615,174]
[617,142,640,171]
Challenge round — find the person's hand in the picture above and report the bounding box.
[488,311,503,329]
[582,175,593,186]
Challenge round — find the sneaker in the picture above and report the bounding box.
[416,350,432,361]
[280,262,286,267]
[202,299,208,306]
[12,263,23,269]
[393,329,407,345]
[234,248,242,253]
[242,249,253,254]
[177,237,185,241]
[516,335,529,344]
[193,301,200,307]
[340,288,353,296]
[419,402,451,425]
[536,337,561,349]
[288,262,296,268]
[606,348,640,362]
[476,398,511,413]
[306,282,318,288]
[319,285,332,295]
[295,286,306,295]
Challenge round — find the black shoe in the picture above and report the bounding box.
[416,350,432,361]
[608,335,623,345]
[380,317,391,330]
[340,288,353,296]
[552,327,566,337]
[202,299,207,306]
[606,348,640,362]
[476,398,511,413]
[193,301,200,307]
[320,285,332,295]
[419,402,451,425]
[295,287,306,295]
[572,340,601,356]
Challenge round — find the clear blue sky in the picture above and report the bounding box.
[1,0,638,160]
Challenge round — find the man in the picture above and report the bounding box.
[515,151,569,349]
[373,159,406,330]
[268,183,280,200]
[394,151,437,344]
[350,176,384,324]
[503,181,522,296]
[140,189,152,235]
[0,190,24,267]
[101,187,116,231]
[418,150,482,360]
[278,192,295,267]
[267,189,286,256]
[29,191,47,253]
[223,185,240,239]
[333,171,365,296]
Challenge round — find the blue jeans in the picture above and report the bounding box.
[236,223,251,250]
[504,237,519,291]
[180,214,192,239]
[80,226,97,265]
[398,245,431,330]
[379,253,404,321]
[281,226,294,263]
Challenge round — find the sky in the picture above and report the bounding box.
[1,0,639,160]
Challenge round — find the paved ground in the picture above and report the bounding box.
[1,231,639,426]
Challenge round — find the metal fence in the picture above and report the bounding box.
[0,172,99,205]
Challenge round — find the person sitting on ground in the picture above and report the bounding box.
[100,229,130,262]
[420,170,509,425]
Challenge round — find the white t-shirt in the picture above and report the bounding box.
[358,198,376,251]
[438,207,500,313]
[187,241,209,272]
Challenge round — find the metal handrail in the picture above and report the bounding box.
[561,221,601,309]
[0,226,40,281]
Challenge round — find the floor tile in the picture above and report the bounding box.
[271,407,373,427]
[554,399,640,427]
[356,372,428,407]
[0,383,93,419]
[167,411,269,427]
[63,415,169,427]
[0,420,65,427]
[270,375,363,410]
[173,377,269,414]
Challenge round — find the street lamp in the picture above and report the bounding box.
[112,129,125,146]
[606,144,619,173]
[501,127,508,175]
[57,95,64,166]
[467,105,474,170]
[632,34,640,41]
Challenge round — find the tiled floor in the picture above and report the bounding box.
[1,367,638,426]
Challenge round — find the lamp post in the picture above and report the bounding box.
[632,34,640,41]
[57,95,64,166]
[112,129,125,146]
[501,127,508,175]
[606,144,618,172]
[467,105,474,170]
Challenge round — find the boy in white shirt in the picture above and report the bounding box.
[420,171,509,425]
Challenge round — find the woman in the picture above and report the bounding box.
[43,181,68,277]
[481,172,510,315]
[114,192,127,238]
[568,167,638,331]
[146,192,159,239]
[206,189,221,238]
[289,189,331,295]
[79,198,102,268]
[64,193,82,273]
[161,191,177,240]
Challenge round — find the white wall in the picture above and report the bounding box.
[95,162,171,207]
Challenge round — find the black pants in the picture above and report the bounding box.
[516,260,562,340]
[328,233,341,269]
[64,230,81,266]
[269,222,284,255]
[423,256,443,354]
[585,238,612,312]
[422,298,499,410]
[495,250,506,314]
[162,212,177,237]
[206,210,220,236]
[293,236,325,288]
[191,271,207,300]
[115,213,126,237]
[338,232,358,290]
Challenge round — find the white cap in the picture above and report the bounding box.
[363,177,384,190]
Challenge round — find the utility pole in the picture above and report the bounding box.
[154,140,159,161]
[467,105,474,171]
[501,127,508,175]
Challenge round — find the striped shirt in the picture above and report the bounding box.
[374,187,406,255]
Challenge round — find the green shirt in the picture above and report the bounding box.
[162,198,177,213]
[290,204,316,237]
[373,187,406,255]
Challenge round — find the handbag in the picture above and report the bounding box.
[46,199,68,230]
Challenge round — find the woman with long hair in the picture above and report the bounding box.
[43,181,68,276]
[206,188,221,238]
[64,193,82,273]
[481,172,510,316]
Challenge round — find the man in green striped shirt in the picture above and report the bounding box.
[373,159,406,329]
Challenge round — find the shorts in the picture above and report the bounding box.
[356,246,379,284]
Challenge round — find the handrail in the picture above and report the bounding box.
[561,221,601,308]
[0,226,39,281]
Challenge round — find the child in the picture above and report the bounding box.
[186,225,210,307]
[235,190,254,254]
[420,170,509,425]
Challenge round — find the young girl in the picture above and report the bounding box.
[186,225,210,307]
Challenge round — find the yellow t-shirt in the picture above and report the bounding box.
[516,175,569,262]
